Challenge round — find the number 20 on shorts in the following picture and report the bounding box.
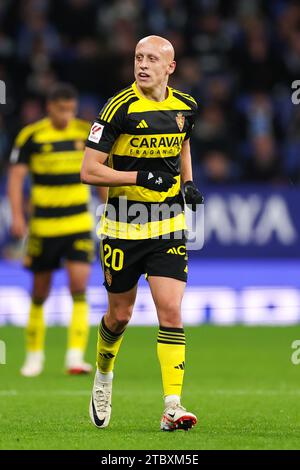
[103,244,124,271]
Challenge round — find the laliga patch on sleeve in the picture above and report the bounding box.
[88,122,104,143]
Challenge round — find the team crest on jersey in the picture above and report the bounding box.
[175,112,185,132]
[105,268,112,286]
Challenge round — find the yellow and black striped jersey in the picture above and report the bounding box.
[10,117,93,237]
[86,81,197,240]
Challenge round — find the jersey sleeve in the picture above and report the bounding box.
[9,127,34,165]
[85,100,126,153]
[184,101,198,141]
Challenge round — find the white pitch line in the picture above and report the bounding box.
[1,389,300,397]
[0,390,90,396]
[206,389,300,396]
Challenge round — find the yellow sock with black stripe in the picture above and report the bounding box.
[96,316,125,373]
[26,298,45,352]
[67,292,89,352]
[157,326,186,398]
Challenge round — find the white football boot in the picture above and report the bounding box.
[89,370,112,428]
[20,351,44,377]
[160,401,197,431]
[65,349,93,375]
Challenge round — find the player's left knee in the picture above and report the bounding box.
[157,303,181,325]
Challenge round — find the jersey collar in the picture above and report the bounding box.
[132,82,173,104]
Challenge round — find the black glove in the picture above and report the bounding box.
[184,180,204,211]
[136,171,176,192]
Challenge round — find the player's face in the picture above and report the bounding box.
[134,42,175,91]
[47,99,77,129]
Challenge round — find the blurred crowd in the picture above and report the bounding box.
[1,0,300,185]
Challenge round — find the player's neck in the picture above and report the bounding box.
[136,83,169,102]
[49,119,69,130]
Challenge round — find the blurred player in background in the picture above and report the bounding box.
[7,83,105,377]
[82,36,203,431]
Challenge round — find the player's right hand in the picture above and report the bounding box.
[11,215,27,239]
[136,171,176,192]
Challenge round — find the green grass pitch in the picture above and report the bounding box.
[0,325,300,450]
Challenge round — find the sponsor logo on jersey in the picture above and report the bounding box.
[130,135,184,148]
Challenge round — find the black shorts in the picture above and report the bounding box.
[23,231,95,272]
[100,234,188,293]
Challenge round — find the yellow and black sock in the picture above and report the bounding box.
[67,292,89,352]
[157,326,186,398]
[96,316,125,373]
[26,298,45,352]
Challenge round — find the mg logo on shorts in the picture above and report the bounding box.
[166,245,186,255]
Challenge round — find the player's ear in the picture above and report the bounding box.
[168,60,176,76]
